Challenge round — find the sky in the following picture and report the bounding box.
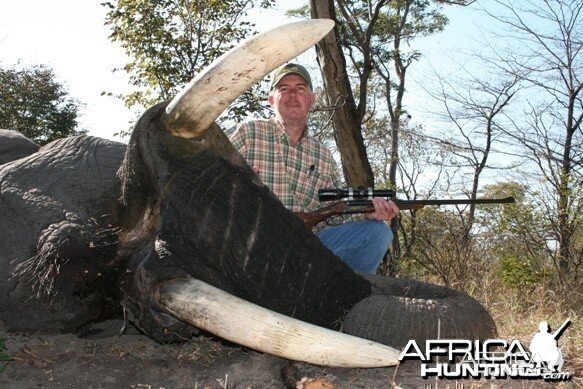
[0,0,483,143]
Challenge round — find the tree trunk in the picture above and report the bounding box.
[558,91,577,273]
[383,23,409,270]
[310,0,374,187]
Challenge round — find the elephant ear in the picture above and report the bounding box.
[341,275,497,349]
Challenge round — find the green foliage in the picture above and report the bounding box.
[102,0,274,134]
[287,0,448,109]
[498,255,550,288]
[478,182,556,288]
[337,0,448,78]
[285,4,309,18]
[0,64,85,145]
[374,0,448,43]
[393,181,538,286]
[0,338,10,372]
[480,182,550,265]
[481,182,538,233]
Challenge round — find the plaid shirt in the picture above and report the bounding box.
[227,118,342,214]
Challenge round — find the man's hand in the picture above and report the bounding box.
[365,197,399,222]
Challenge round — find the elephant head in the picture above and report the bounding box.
[0,20,496,369]
[0,129,40,164]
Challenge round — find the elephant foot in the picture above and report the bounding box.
[341,275,496,349]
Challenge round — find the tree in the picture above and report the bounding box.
[309,0,450,188]
[407,205,491,287]
[425,65,521,238]
[102,0,274,131]
[393,125,448,260]
[480,182,552,288]
[303,0,475,272]
[482,0,582,276]
[290,1,473,189]
[0,64,84,145]
[310,0,376,187]
[370,0,447,191]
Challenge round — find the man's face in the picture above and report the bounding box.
[268,74,316,125]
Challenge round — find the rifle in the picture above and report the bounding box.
[551,319,571,340]
[295,187,516,230]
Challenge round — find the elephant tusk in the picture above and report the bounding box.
[154,278,400,368]
[163,19,335,138]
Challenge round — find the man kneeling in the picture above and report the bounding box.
[228,63,398,274]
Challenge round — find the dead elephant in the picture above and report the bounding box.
[0,20,495,368]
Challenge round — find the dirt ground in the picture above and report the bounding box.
[0,320,574,388]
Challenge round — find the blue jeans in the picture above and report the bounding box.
[316,220,393,274]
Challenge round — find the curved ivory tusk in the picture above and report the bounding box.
[154,278,400,368]
[164,19,335,138]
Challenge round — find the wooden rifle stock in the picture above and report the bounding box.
[295,196,515,230]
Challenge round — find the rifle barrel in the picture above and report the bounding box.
[395,196,516,207]
[552,319,571,340]
[345,196,515,208]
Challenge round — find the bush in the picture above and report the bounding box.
[498,255,551,288]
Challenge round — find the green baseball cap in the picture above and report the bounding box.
[269,63,313,91]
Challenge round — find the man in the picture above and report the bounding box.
[228,63,399,273]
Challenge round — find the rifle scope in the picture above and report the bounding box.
[318,187,394,201]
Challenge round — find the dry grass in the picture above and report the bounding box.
[467,272,582,387]
[407,261,582,387]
